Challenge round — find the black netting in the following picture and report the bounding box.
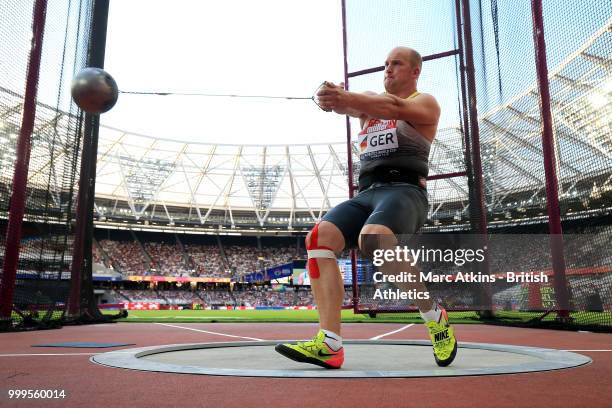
[468,0,611,330]
[345,0,459,73]
[344,0,611,331]
[0,0,94,330]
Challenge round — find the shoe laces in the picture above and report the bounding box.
[297,331,325,352]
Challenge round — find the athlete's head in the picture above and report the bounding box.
[384,47,422,95]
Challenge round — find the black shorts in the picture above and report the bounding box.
[322,182,428,248]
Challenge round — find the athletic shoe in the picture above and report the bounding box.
[425,308,458,367]
[275,330,344,369]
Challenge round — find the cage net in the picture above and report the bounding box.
[344,0,480,322]
[0,0,94,330]
[468,0,611,329]
[343,0,611,330]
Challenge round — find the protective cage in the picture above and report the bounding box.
[0,0,98,330]
[344,0,611,331]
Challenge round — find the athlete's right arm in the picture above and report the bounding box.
[331,88,376,128]
[336,107,369,128]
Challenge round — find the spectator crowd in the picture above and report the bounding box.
[95,238,298,279]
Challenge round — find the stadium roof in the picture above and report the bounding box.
[0,21,610,230]
[92,21,610,227]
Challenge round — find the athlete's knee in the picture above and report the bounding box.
[306,221,343,279]
[306,221,343,251]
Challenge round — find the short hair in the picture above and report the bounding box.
[408,49,422,71]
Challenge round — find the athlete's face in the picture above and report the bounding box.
[383,49,419,93]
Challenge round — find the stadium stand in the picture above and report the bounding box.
[93,231,302,278]
[99,239,150,275]
[90,216,611,312]
[106,287,355,308]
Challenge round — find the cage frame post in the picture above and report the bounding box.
[0,0,48,321]
[68,0,111,318]
[530,0,570,318]
[459,0,494,315]
[339,0,360,314]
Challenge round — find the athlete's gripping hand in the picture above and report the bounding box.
[316,82,375,123]
[316,81,349,113]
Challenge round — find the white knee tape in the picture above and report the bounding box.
[307,249,337,260]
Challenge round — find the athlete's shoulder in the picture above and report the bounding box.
[413,92,441,117]
[413,92,439,106]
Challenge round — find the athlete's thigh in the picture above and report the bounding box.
[322,193,372,248]
[364,185,428,235]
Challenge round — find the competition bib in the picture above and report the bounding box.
[358,119,399,161]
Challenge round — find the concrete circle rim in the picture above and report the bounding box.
[90,340,591,378]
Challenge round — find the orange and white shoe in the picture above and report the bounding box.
[275,330,344,369]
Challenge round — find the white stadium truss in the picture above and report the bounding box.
[0,21,610,233]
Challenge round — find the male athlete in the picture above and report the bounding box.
[275,47,457,369]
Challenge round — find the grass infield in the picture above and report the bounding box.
[101,309,483,323]
[98,309,612,327]
[11,308,610,328]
